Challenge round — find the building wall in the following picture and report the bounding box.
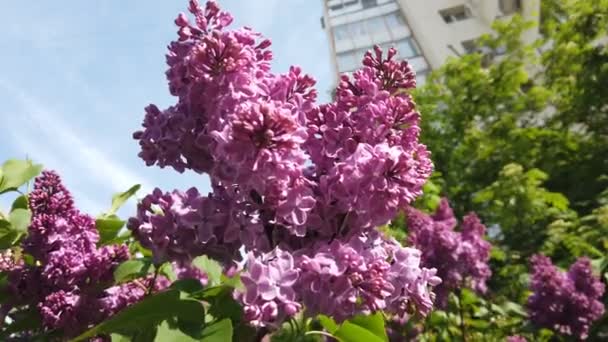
[322,0,431,85]
[398,0,540,69]
[322,0,541,85]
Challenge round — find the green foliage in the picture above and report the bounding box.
[318,313,388,342]
[0,159,42,194]
[96,184,141,245]
[71,289,208,341]
[473,163,572,255]
[113,259,154,284]
[408,3,608,340]
[192,255,223,286]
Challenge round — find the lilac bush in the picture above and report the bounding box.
[405,198,492,307]
[528,255,605,340]
[5,171,168,337]
[129,0,439,327]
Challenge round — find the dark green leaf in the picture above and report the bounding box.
[11,195,28,211]
[202,286,242,322]
[0,307,42,338]
[96,215,126,245]
[71,290,205,341]
[170,279,205,294]
[0,231,18,249]
[0,219,11,233]
[114,259,153,283]
[200,319,232,342]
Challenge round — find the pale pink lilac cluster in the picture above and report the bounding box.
[237,248,301,327]
[7,171,168,337]
[506,336,527,342]
[405,198,492,307]
[297,232,440,323]
[131,0,438,327]
[527,255,605,340]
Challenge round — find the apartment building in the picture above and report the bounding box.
[321,0,540,85]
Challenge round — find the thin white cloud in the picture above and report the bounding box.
[0,80,151,204]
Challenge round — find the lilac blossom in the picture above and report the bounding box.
[6,170,165,338]
[506,336,527,342]
[296,232,440,323]
[527,255,605,339]
[130,0,437,328]
[236,248,301,327]
[406,198,491,307]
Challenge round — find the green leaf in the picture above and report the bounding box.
[503,301,527,317]
[154,321,199,342]
[201,286,243,323]
[348,313,388,341]
[108,184,141,215]
[334,321,385,342]
[0,307,42,338]
[200,319,232,342]
[96,215,126,245]
[114,259,153,283]
[110,334,131,342]
[0,159,43,194]
[71,290,205,341]
[220,273,243,290]
[170,279,205,294]
[0,218,19,249]
[318,315,339,334]
[428,311,448,326]
[11,195,28,211]
[0,219,11,233]
[318,314,387,342]
[459,288,478,307]
[192,255,222,286]
[9,208,31,233]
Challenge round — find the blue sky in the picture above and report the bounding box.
[0,0,332,216]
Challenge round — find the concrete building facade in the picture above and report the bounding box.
[321,0,540,85]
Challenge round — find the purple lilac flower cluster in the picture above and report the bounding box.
[130,0,439,327]
[0,249,20,272]
[6,171,168,337]
[405,198,492,307]
[527,255,605,340]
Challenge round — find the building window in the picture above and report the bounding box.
[396,38,419,58]
[362,0,378,9]
[439,5,472,23]
[461,39,478,54]
[328,0,358,12]
[385,12,406,29]
[366,16,386,34]
[348,21,368,37]
[337,51,359,72]
[333,24,350,41]
[499,0,522,15]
